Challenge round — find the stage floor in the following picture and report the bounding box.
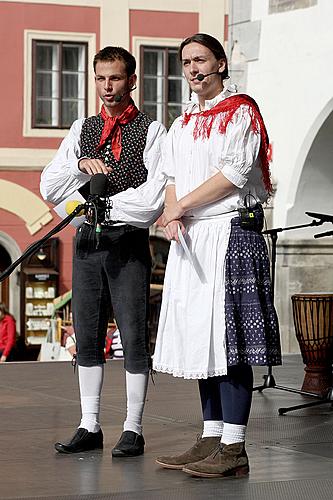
[0,355,333,500]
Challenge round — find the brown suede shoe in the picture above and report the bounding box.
[156,436,220,470]
[183,442,249,478]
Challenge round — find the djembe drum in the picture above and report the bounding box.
[291,293,333,396]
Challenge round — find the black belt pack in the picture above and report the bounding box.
[238,203,264,232]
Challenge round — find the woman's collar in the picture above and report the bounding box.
[187,84,238,112]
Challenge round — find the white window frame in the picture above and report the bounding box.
[24,30,96,138]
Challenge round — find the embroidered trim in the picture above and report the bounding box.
[153,364,228,379]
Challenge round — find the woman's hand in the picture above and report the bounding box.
[161,201,185,226]
[163,220,186,242]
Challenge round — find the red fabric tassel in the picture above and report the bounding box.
[97,100,139,161]
[182,94,272,194]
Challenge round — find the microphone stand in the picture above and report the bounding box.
[253,217,325,398]
[0,203,86,283]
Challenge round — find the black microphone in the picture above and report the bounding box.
[90,173,108,198]
[195,71,221,81]
[89,174,108,248]
[114,85,137,103]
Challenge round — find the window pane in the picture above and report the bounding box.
[168,105,182,127]
[35,99,53,125]
[62,46,79,71]
[144,78,157,102]
[168,79,182,103]
[168,51,181,76]
[62,74,78,98]
[144,51,158,75]
[36,44,55,70]
[36,73,52,98]
[62,100,78,127]
[143,104,157,121]
[62,100,76,127]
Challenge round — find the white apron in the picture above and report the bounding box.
[153,214,234,379]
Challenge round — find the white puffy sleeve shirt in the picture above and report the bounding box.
[163,87,268,220]
[40,119,167,206]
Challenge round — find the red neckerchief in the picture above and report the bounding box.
[97,99,139,161]
[182,94,272,194]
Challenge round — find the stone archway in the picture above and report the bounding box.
[275,101,333,353]
[0,180,53,235]
[286,99,333,237]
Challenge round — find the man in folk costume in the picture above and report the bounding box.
[40,46,166,457]
[103,33,282,478]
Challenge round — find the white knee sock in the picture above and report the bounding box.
[221,423,246,445]
[202,420,224,438]
[78,365,104,433]
[123,371,148,435]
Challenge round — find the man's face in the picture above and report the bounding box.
[181,42,225,101]
[94,59,136,116]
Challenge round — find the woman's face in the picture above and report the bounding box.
[181,42,225,101]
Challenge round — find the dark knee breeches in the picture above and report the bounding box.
[72,223,152,373]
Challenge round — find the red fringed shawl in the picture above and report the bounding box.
[182,94,272,194]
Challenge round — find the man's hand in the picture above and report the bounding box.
[163,220,186,242]
[161,201,185,226]
[79,158,112,176]
[0,355,7,362]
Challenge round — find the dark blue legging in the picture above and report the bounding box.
[198,365,253,425]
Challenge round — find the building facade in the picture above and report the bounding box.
[1,0,331,354]
[0,0,227,344]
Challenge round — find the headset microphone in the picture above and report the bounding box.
[195,71,221,81]
[114,85,137,103]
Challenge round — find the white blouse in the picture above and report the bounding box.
[109,86,268,226]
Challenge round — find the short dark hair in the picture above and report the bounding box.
[93,46,136,77]
[179,33,229,80]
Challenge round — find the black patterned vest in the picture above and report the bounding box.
[80,111,152,196]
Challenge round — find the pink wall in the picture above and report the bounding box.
[129,9,199,43]
[0,171,75,294]
[0,6,199,298]
[0,2,100,150]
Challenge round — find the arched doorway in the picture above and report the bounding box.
[287,104,333,237]
[0,245,11,307]
[0,232,21,327]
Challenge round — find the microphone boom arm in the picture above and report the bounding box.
[0,203,86,283]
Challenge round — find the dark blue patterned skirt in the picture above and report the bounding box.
[225,209,282,366]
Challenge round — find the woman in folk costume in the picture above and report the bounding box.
[106,33,281,478]
[151,33,281,478]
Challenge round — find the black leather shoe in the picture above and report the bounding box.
[112,431,145,457]
[55,428,103,454]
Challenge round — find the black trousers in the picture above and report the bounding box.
[72,223,152,373]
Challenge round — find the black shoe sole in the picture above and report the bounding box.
[112,448,144,457]
[55,444,103,454]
